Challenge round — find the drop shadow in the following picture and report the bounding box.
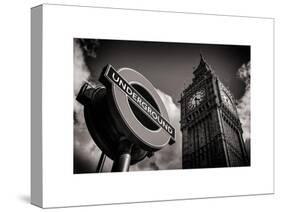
[18,194,30,204]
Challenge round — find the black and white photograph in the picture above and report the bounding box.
[26,2,275,210]
[73,38,251,173]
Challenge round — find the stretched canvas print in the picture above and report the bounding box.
[31,4,274,208]
[73,39,251,173]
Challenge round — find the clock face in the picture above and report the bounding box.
[221,90,235,113]
[187,89,205,110]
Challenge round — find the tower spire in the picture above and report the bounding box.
[193,54,213,78]
[199,53,208,67]
[199,52,204,62]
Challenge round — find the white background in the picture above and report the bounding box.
[41,4,273,208]
[0,0,280,211]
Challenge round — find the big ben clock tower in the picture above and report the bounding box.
[180,54,249,169]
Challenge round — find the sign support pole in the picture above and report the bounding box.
[96,152,106,173]
[111,138,133,172]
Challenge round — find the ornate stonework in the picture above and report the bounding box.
[180,55,249,168]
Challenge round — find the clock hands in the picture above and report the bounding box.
[194,96,200,106]
[188,90,205,110]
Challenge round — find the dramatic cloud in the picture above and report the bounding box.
[236,62,251,142]
[73,40,112,173]
[73,40,90,126]
[130,89,182,171]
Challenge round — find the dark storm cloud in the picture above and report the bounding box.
[77,39,100,58]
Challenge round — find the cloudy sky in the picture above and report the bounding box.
[73,38,250,173]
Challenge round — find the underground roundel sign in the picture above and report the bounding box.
[99,65,175,151]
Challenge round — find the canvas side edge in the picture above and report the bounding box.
[31,5,43,208]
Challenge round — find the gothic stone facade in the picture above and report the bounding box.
[180,55,249,169]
